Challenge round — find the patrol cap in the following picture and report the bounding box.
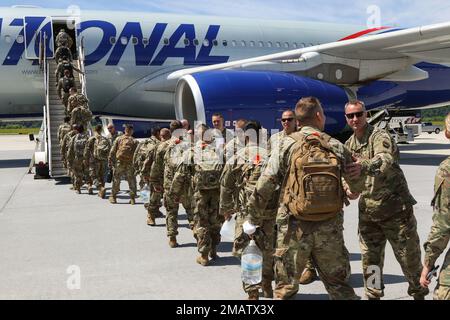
[123,124,134,130]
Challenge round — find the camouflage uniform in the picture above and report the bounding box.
[150,137,190,237]
[345,124,428,300]
[57,75,75,113]
[139,136,163,219]
[248,125,359,300]
[109,135,138,200]
[424,156,450,300]
[84,133,110,193]
[66,132,90,191]
[55,31,74,49]
[61,130,77,170]
[70,105,92,130]
[57,123,71,144]
[221,144,277,295]
[172,141,223,256]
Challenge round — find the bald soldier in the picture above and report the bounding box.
[344,100,428,300]
[420,113,450,300]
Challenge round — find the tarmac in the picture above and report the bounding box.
[0,132,448,300]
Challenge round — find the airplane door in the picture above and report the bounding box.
[23,16,54,59]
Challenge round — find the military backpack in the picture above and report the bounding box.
[74,134,88,159]
[194,144,224,190]
[116,136,135,162]
[94,136,110,161]
[282,132,343,221]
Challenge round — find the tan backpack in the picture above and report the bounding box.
[116,136,135,162]
[282,132,343,221]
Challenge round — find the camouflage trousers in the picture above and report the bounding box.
[274,208,358,300]
[182,185,195,228]
[193,189,224,255]
[233,213,276,294]
[62,92,70,114]
[433,284,450,300]
[359,206,429,299]
[165,187,181,237]
[71,158,90,190]
[111,161,137,198]
[146,183,163,216]
[89,159,107,188]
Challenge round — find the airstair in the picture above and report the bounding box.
[32,34,89,179]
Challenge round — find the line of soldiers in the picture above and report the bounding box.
[57,96,450,301]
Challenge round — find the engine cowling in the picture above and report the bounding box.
[174,70,350,134]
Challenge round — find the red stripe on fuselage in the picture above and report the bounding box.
[339,27,390,41]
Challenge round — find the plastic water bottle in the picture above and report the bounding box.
[220,215,236,241]
[140,184,150,203]
[241,240,263,285]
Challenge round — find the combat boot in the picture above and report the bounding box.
[262,282,273,298]
[129,198,136,205]
[75,188,81,194]
[209,247,219,260]
[88,186,94,195]
[109,196,117,204]
[98,187,106,199]
[147,214,156,226]
[155,210,165,218]
[169,236,178,248]
[248,290,259,300]
[299,267,317,285]
[196,254,209,266]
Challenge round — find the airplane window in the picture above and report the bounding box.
[212,39,218,46]
[292,43,298,48]
[142,38,149,46]
[284,42,289,48]
[131,37,138,45]
[232,40,237,47]
[16,35,24,44]
[163,38,170,46]
[4,35,12,44]
[276,42,281,48]
[309,43,314,47]
[193,39,199,46]
[222,40,228,47]
[241,40,246,47]
[184,38,190,46]
[267,41,272,48]
[258,41,264,47]
[249,41,255,47]
[203,39,209,47]
[120,36,128,45]
[110,36,116,45]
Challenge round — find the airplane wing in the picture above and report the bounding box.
[168,22,450,86]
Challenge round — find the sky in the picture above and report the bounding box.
[1,0,450,28]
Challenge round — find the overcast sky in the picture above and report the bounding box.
[2,0,450,27]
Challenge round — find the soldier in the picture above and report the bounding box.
[420,112,450,300]
[269,110,317,285]
[172,123,224,264]
[55,44,73,63]
[55,29,74,49]
[55,59,83,85]
[247,97,362,300]
[61,124,78,172]
[211,113,233,157]
[57,69,75,113]
[70,97,92,130]
[149,120,186,248]
[139,127,165,225]
[67,87,87,116]
[344,100,429,300]
[220,121,277,299]
[66,125,90,194]
[107,123,121,146]
[133,127,161,190]
[84,124,110,198]
[108,124,139,204]
[57,116,72,145]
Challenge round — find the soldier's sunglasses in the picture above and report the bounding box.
[345,112,364,119]
[281,118,294,122]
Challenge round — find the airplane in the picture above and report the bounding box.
[1,5,450,136]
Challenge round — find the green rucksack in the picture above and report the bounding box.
[74,134,88,159]
[94,136,110,161]
[194,144,223,190]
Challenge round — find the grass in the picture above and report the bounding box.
[0,128,40,135]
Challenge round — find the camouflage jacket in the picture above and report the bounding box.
[248,126,356,219]
[220,144,278,223]
[141,136,162,177]
[424,156,450,284]
[83,134,101,163]
[108,134,138,165]
[57,123,71,143]
[345,124,417,220]
[108,131,121,147]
